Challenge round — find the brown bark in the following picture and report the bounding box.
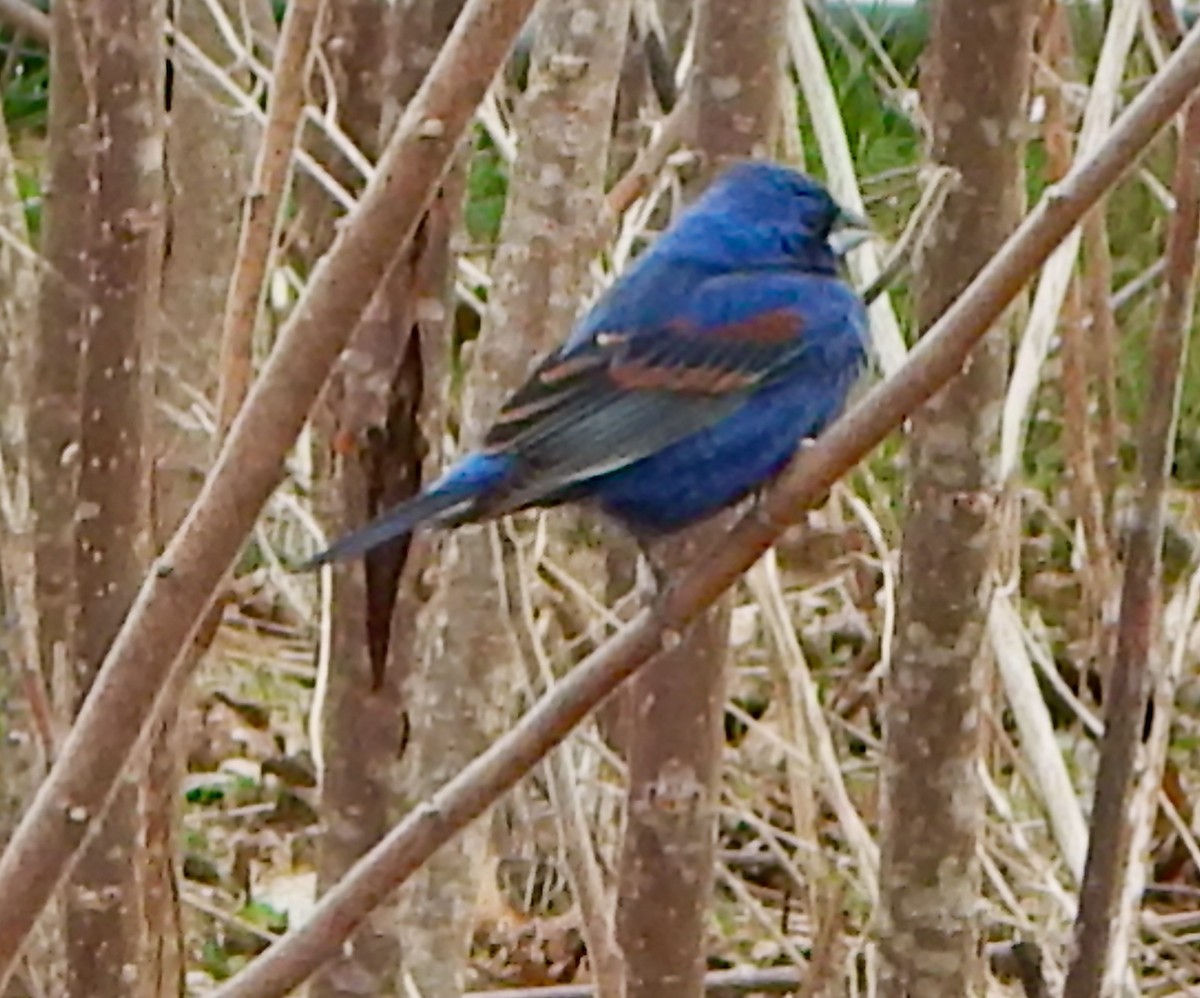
[692,0,783,172]
[198,42,1200,994]
[0,54,51,998]
[146,2,268,993]
[3,5,1196,995]
[61,1,167,996]
[614,525,732,998]
[308,3,462,996]
[215,0,323,437]
[879,2,1035,996]
[0,0,542,984]
[396,3,629,995]
[29,0,89,757]
[24,4,93,995]
[613,4,782,998]
[0,68,44,837]
[1063,92,1200,998]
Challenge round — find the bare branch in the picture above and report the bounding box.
[1062,89,1200,998]
[0,0,49,44]
[604,85,694,218]
[1000,0,1141,478]
[204,23,1200,998]
[214,0,324,439]
[0,0,540,984]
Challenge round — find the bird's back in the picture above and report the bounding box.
[584,269,867,532]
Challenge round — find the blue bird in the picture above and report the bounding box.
[306,161,870,567]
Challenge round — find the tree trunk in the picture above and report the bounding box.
[395,3,629,995]
[27,5,93,995]
[878,2,1036,996]
[309,3,463,995]
[146,2,268,993]
[31,0,90,753]
[0,54,53,998]
[157,0,263,537]
[0,61,43,841]
[55,1,167,997]
[614,3,783,997]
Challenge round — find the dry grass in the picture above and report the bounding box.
[9,2,1191,994]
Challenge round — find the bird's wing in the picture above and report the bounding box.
[478,275,863,513]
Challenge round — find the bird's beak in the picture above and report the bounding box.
[828,205,872,258]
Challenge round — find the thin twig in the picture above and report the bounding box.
[605,86,695,218]
[0,0,543,987]
[214,0,324,439]
[1062,92,1200,998]
[1001,0,1142,477]
[786,0,907,376]
[506,526,623,998]
[1103,553,1200,984]
[167,27,358,212]
[181,890,279,947]
[201,28,1200,998]
[1082,213,1121,507]
[1041,8,1120,647]
[859,164,959,307]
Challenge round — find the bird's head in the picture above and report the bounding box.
[680,161,870,273]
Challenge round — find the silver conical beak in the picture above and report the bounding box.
[829,204,872,258]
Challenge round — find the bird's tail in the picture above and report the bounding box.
[299,453,511,570]
[300,488,470,570]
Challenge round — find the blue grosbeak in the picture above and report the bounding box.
[308,161,869,566]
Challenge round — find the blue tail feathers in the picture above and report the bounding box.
[301,453,511,569]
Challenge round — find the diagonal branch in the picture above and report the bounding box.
[214,0,324,439]
[0,0,541,985]
[1062,90,1200,998]
[0,0,49,44]
[206,22,1200,998]
[1000,0,1142,477]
